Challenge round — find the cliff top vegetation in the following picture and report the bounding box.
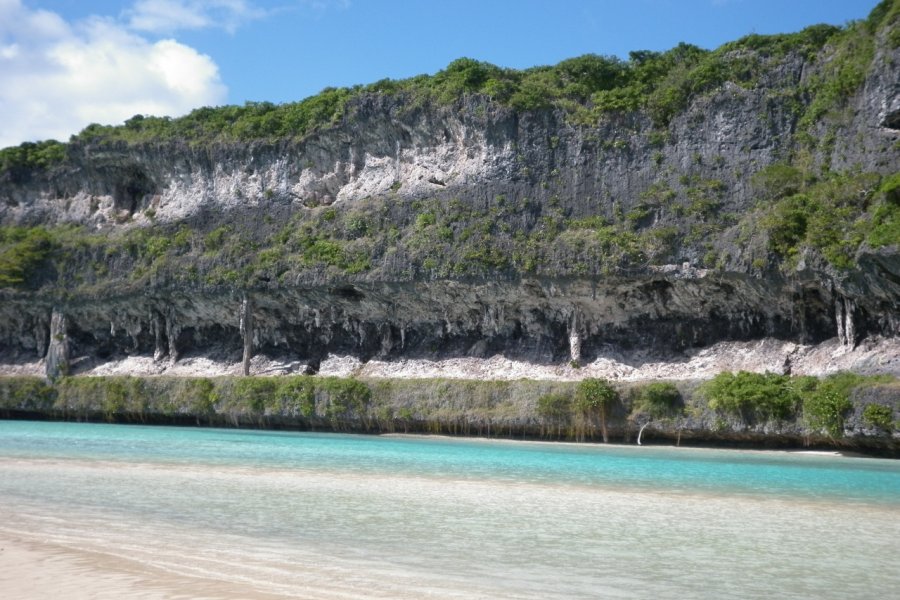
[2,0,897,174]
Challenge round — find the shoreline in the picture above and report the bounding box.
[4,410,896,458]
[0,418,884,460]
[3,409,898,458]
[381,432,865,458]
[1,368,897,458]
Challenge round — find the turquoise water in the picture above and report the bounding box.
[1,420,898,598]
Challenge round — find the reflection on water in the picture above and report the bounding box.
[1,421,898,599]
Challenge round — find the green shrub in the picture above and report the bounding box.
[415,212,437,229]
[794,372,886,436]
[862,403,893,430]
[757,171,884,269]
[0,227,54,287]
[802,388,852,437]
[751,163,807,200]
[575,378,617,411]
[868,173,900,247]
[0,140,66,174]
[797,21,876,132]
[700,371,799,422]
[575,378,617,442]
[204,226,230,251]
[634,382,682,418]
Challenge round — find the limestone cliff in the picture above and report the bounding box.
[0,8,899,380]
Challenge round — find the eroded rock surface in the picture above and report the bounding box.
[0,27,899,380]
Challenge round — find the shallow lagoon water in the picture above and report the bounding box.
[1,421,898,598]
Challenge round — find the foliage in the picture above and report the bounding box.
[574,377,617,442]
[0,227,55,287]
[751,163,807,200]
[0,377,55,410]
[4,0,882,166]
[180,378,217,414]
[757,170,890,269]
[55,376,147,419]
[318,377,371,423]
[797,20,877,132]
[700,371,799,422]
[720,24,841,58]
[862,403,894,430]
[633,382,682,418]
[795,372,889,437]
[231,377,278,413]
[0,140,66,175]
[867,173,900,248]
[0,372,896,446]
[574,378,617,411]
[536,393,573,438]
[536,393,572,421]
[801,388,852,437]
[71,89,353,146]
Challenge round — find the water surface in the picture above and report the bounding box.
[1,421,898,598]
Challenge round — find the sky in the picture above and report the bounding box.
[0,0,885,148]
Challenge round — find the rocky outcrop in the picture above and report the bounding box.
[0,23,899,380]
[0,269,896,380]
[3,38,897,232]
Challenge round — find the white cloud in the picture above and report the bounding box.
[127,0,265,34]
[0,0,227,148]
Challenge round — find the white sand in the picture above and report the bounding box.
[0,535,287,600]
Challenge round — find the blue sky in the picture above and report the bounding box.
[0,0,884,147]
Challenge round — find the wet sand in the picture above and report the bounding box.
[0,535,289,600]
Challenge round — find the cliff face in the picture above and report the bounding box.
[1,16,899,379]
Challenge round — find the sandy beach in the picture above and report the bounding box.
[0,535,289,600]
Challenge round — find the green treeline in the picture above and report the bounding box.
[0,372,895,443]
[2,1,896,167]
[700,371,896,437]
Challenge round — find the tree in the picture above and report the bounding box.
[575,378,618,442]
